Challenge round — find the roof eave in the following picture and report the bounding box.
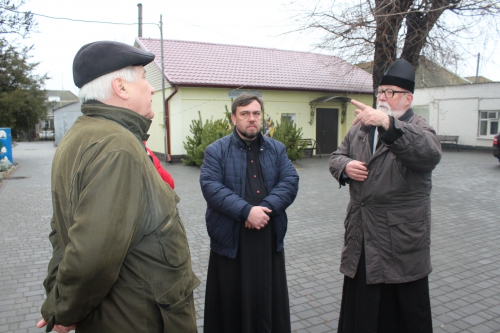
[166,82,371,94]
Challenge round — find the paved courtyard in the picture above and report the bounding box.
[1,141,499,333]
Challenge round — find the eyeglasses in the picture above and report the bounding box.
[374,89,409,98]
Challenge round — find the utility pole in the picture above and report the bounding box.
[475,53,480,84]
[160,15,168,162]
[137,3,143,37]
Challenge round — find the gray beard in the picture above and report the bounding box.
[377,102,406,119]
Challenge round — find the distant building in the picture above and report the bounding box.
[45,90,80,146]
[39,91,79,134]
[464,76,493,84]
[136,38,373,161]
[413,82,499,149]
[356,56,471,88]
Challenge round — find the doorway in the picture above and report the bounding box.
[316,108,339,155]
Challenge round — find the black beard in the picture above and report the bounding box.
[237,128,259,140]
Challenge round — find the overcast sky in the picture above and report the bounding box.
[19,0,500,96]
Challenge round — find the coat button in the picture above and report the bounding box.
[360,202,365,206]
[253,175,257,178]
[257,190,260,194]
[250,160,254,163]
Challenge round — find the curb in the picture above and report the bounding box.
[0,164,18,185]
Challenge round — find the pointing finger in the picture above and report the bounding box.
[350,99,367,110]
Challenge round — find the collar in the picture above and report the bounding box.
[81,100,152,142]
[398,108,414,122]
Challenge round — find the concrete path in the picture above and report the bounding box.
[1,141,499,332]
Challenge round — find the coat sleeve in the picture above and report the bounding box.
[42,220,63,295]
[329,129,355,186]
[384,117,442,172]
[200,142,253,221]
[260,143,299,216]
[41,150,144,331]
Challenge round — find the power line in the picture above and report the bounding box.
[5,5,353,117]
[3,7,158,27]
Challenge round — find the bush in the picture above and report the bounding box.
[0,157,12,172]
[182,111,232,166]
[182,108,306,165]
[273,119,307,162]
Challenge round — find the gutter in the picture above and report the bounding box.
[164,84,178,162]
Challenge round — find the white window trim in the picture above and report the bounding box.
[281,113,296,123]
[478,110,499,138]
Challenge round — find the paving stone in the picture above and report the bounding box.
[2,143,500,332]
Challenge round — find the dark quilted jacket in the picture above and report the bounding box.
[200,129,299,258]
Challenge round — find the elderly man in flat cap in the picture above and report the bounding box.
[329,59,441,333]
[36,41,199,333]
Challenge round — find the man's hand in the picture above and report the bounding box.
[345,160,368,182]
[246,206,272,230]
[37,318,77,333]
[351,99,390,130]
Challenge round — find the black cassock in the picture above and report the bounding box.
[204,138,291,333]
[338,245,433,333]
[338,124,433,333]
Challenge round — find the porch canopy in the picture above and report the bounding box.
[309,96,351,125]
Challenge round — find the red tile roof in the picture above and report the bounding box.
[136,38,373,93]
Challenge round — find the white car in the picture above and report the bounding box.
[39,130,54,140]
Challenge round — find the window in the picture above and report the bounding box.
[479,111,499,136]
[413,105,430,122]
[48,96,61,102]
[281,113,296,124]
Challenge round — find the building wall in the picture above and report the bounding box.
[145,61,170,91]
[413,83,500,148]
[146,86,372,158]
[53,102,82,146]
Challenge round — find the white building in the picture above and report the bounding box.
[53,101,82,146]
[41,90,80,145]
[413,82,500,148]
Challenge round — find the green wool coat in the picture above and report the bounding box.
[41,101,199,332]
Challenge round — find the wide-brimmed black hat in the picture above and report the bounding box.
[379,59,415,93]
[73,41,155,88]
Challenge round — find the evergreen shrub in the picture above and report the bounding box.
[182,111,232,166]
[273,119,307,162]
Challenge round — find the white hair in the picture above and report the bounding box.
[78,66,140,103]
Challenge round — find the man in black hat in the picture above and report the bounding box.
[36,41,199,333]
[329,59,441,332]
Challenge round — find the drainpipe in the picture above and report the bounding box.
[164,84,178,162]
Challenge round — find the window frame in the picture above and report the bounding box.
[281,113,296,124]
[478,111,500,137]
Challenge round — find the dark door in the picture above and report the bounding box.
[316,108,338,155]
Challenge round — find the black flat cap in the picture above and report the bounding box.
[73,41,155,88]
[379,58,415,93]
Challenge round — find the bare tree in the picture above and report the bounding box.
[0,0,36,38]
[290,0,500,96]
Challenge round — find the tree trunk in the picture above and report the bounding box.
[372,0,413,106]
[401,0,455,69]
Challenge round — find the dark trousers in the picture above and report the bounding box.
[338,246,433,333]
